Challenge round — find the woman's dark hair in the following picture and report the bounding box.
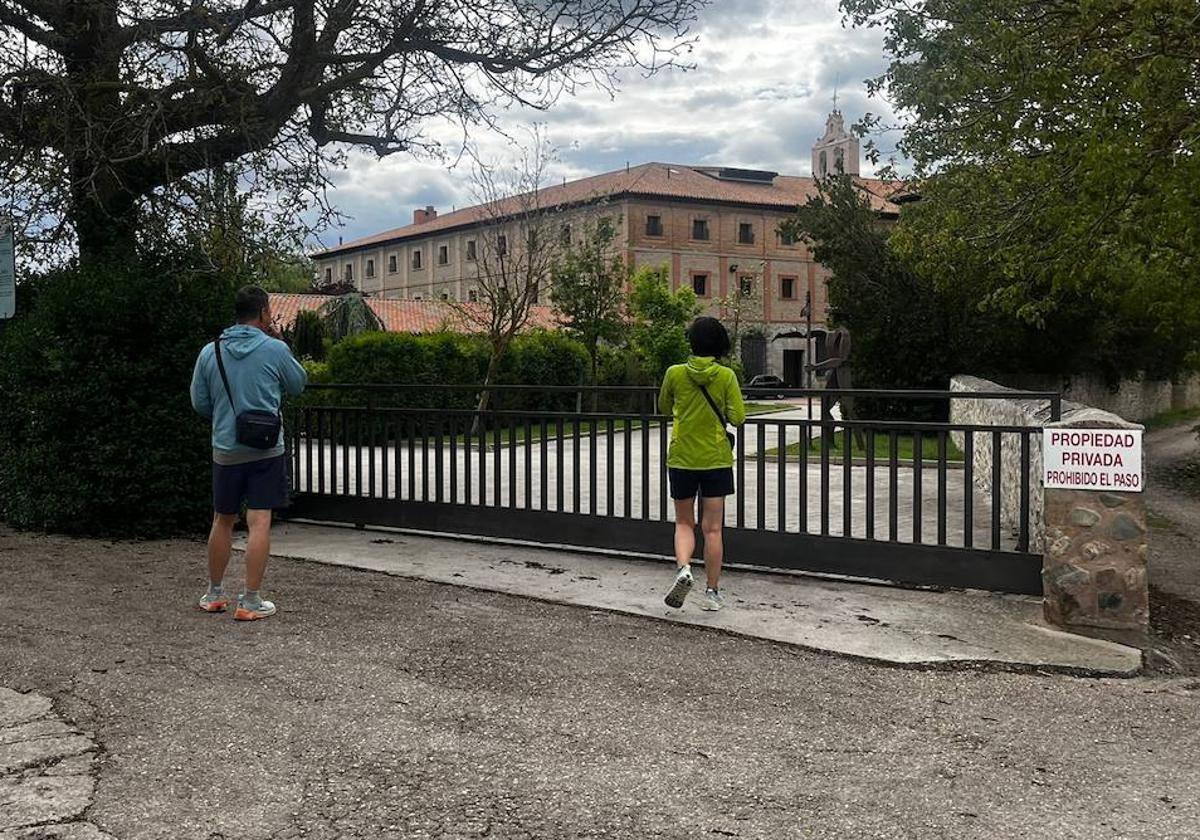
[686,316,731,358]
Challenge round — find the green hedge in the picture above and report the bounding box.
[304,329,589,414]
[0,255,235,537]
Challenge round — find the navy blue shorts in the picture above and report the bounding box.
[668,467,735,500]
[212,455,290,515]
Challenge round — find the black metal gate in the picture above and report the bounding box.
[284,385,1059,595]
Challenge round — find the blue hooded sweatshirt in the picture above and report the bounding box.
[190,325,308,462]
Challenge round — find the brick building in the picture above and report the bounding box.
[311,110,901,383]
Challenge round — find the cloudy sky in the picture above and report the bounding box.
[316,0,899,248]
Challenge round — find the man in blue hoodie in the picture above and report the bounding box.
[190,286,308,620]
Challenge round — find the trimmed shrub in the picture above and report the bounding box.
[0,255,236,537]
[324,330,489,410]
[496,329,588,413]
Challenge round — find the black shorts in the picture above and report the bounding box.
[668,467,735,500]
[212,455,290,515]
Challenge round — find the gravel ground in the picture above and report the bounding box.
[1,527,1199,840]
[1141,422,1200,673]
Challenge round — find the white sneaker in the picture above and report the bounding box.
[234,597,277,621]
[664,565,694,609]
[701,588,724,612]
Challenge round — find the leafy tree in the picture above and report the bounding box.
[0,0,702,265]
[321,293,383,342]
[842,0,1200,378]
[290,309,327,361]
[782,175,986,418]
[627,264,699,382]
[450,133,566,423]
[550,214,629,409]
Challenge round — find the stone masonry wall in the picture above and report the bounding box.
[949,375,1071,552]
[994,372,1200,422]
[1043,485,1148,630]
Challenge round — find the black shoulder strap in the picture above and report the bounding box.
[698,384,728,428]
[213,338,237,412]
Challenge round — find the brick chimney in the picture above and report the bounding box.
[413,205,437,225]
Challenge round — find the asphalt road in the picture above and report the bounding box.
[1,528,1198,840]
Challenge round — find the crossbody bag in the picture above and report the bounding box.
[698,384,736,450]
[214,338,283,450]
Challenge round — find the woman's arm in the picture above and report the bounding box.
[725,370,747,426]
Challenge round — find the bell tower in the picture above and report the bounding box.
[811,104,860,178]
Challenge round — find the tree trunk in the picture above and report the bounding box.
[471,347,506,437]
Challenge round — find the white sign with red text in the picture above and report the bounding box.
[1043,428,1143,492]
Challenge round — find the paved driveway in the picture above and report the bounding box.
[1,528,1197,839]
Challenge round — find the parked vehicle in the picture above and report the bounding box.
[746,374,788,400]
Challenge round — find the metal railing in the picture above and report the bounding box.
[284,384,1049,594]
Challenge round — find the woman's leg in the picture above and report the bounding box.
[674,498,697,567]
[700,497,726,590]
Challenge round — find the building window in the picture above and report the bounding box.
[497,235,508,256]
[527,229,539,250]
[365,258,375,278]
[324,267,332,283]
[412,249,423,270]
[414,294,423,301]
[468,289,478,303]
[692,273,708,297]
[646,215,663,237]
[780,228,797,246]
[466,240,477,261]
[388,254,397,273]
[438,244,449,265]
[738,223,755,245]
[530,281,540,304]
[691,219,709,241]
[441,292,449,301]
[740,277,754,297]
[780,276,797,300]
[343,264,353,281]
[598,216,614,238]
[560,225,571,247]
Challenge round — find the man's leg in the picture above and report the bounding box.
[243,508,273,592]
[207,513,239,585]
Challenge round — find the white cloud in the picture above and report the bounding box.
[318,0,901,246]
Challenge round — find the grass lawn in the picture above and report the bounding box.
[765,430,965,463]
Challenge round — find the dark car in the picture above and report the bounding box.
[747,374,788,399]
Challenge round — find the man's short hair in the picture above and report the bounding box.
[235,286,270,323]
[687,316,732,358]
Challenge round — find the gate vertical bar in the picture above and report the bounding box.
[888,430,898,541]
[937,431,947,546]
[799,425,809,533]
[963,431,974,548]
[624,421,633,519]
[1018,432,1031,552]
[539,419,548,511]
[912,430,923,544]
[756,423,766,530]
[605,418,615,517]
[991,431,1002,550]
[865,428,875,540]
[842,426,852,537]
[776,422,786,532]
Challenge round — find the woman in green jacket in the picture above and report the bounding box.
[658,317,746,611]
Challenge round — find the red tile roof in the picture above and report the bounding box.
[312,163,904,258]
[269,294,560,335]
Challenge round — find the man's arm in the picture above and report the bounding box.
[275,342,309,396]
[190,349,213,418]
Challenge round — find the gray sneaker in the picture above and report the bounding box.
[701,588,724,612]
[664,565,694,609]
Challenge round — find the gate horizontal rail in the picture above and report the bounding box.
[284,396,1045,595]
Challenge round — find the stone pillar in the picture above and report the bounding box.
[1042,413,1148,631]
